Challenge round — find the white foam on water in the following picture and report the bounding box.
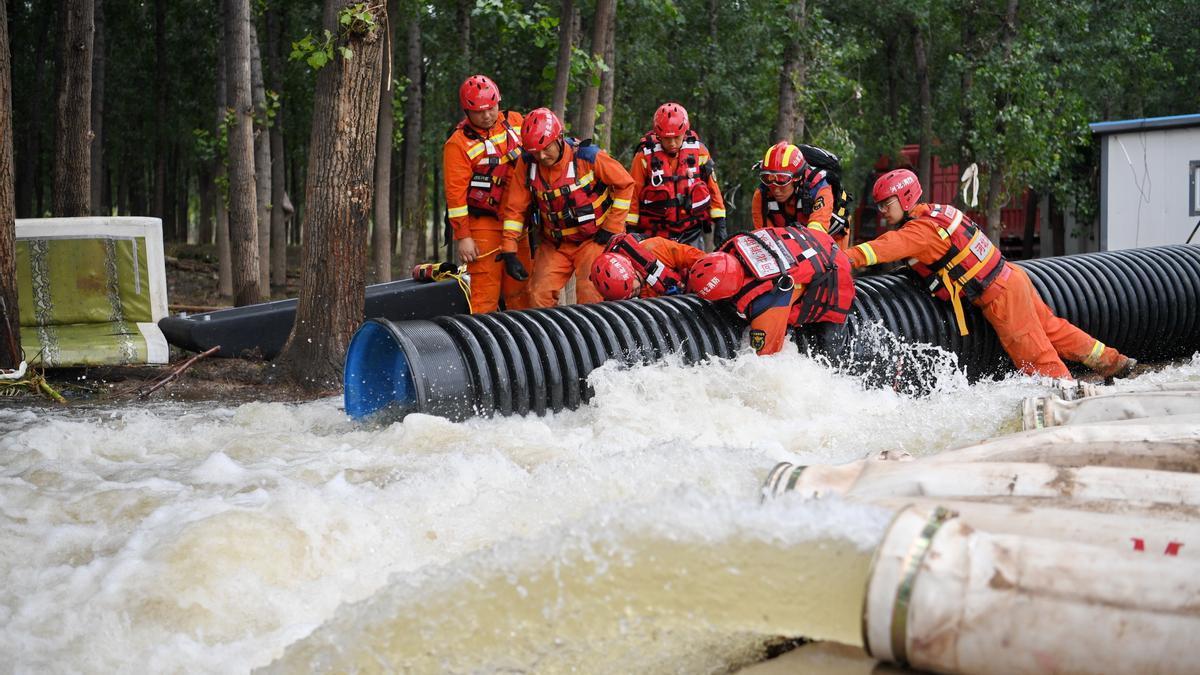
[1,349,1193,672]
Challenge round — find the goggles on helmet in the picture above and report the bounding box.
[760,172,795,187]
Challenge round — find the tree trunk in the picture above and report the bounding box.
[700,0,718,136]
[913,20,933,200]
[216,8,232,296]
[198,166,214,244]
[372,0,396,282]
[250,22,272,296]
[566,6,584,131]
[958,0,977,173]
[53,0,93,217]
[550,0,574,121]
[984,164,1005,244]
[266,7,288,292]
[575,0,614,141]
[90,0,105,216]
[450,0,470,123]
[398,7,423,272]
[772,0,807,142]
[224,0,261,306]
[274,0,385,390]
[431,162,442,260]
[15,1,52,218]
[884,33,899,125]
[1049,193,1065,257]
[0,0,20,368]
[415,163,427,262]
[1022,188,1038,260]
[153,0,167,226]
[596,1,616,149]
[983,0,1020,244]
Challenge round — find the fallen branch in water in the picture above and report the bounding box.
[137,346,221,400]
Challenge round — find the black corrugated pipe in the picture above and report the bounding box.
[346,244,1200,421]
[344,295,742,421]
[800,244,1200,387]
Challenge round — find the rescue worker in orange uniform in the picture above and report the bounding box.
[497,108,635,307]
[588,233,706,300]
[442,75,531,313]
[849,168,1136,379]
[627,103,727,249]
[752,142,850,250]
[686,226,856,356]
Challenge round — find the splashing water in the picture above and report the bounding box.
[2,347,1197,673]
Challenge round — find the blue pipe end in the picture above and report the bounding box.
[344,320,416,420]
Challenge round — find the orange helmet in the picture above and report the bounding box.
[653,102,690,138]
[590,252,640,301]
[760,141,806,186]
[687,252,744,301]
[521,108,563,152]
[459,75,501,111]
[873,168,922,211]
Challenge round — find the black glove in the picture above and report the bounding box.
[711,218,728,246]
[592,229,615,246]
[496,252,528,281]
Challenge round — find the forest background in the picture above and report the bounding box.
[1,0,1197,386]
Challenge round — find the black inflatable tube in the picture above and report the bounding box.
[344,246,1200,422]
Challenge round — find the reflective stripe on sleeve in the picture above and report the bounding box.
[856,243,878,266]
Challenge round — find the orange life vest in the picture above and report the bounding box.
[527,139,612,245]
[722,227,854,325]
[906,203,1007,303]
[634,131,713,237]
[605,233,686,296]
[459,114,522,217]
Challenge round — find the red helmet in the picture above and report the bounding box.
[687,252,744,301]
[589,252,640,301]
[760,141,806,185]
[872,168,922,211]
[521,108,563,152]
[459,75,501,111]
[653,102,690,138]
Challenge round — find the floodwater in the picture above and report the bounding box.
[3,347,1198,673]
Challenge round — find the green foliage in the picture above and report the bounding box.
[290,2,380,71]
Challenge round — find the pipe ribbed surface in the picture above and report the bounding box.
[344,294,740,420]
[798,244,1200,382]
[346,244,1200,420]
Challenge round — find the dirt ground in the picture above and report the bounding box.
[6,243,328,407]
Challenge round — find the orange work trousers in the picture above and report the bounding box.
[464,228,531,313]
[528,239,606,307]
[979,264,1125,378]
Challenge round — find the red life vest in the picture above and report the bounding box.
[458,114,522,217]
[634,131,714,237]
[722,227,854,325]
[527,139,613,244]
[605,234,686,296]
[757,171,845,237]
[906,203,1007,302]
